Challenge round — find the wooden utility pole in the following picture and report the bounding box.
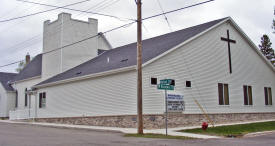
[137,0,143,134]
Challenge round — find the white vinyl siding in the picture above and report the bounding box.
[0,84,16,117]
[35,21,275,118]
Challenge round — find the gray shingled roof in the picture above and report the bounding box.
[12,54,42,82]
[0,72,17,91]
[36,17,227,87]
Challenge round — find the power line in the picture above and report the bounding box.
[142,23,152,37]
[89,0,120,12]
[0,0,93,23]
[143,0,215,21]
[79,0,112,14]
[0,0,50,29]
[0,22,135,69]
[0,60,22,68]
[156,0,172,32]
[16,0,135,22]
[1,0,126,56]
[0,0,215,68]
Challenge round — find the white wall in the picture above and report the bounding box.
[143,21,275,114]
[0,84,16,117]
[35,20,275,118]
[0,84,7,117]
[37,71,137,118]
[6,92,16,116]
[13,77,41,111]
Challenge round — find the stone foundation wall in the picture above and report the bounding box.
[33,113,275,129]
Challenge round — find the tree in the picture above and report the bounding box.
[273,19,275,32]
[259,34,275,66]
[273,8,275,32]
[15,54,31,73]
[15,60,27,73]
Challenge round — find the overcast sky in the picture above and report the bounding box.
[0,0,274,73]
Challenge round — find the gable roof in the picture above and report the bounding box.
[12,54,42,82]
[0,72,17,91]
[35,17,228,87]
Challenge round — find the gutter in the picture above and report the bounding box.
[10,75,41,84]
[33,66,136,89]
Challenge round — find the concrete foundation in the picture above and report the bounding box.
[33,113,275,129]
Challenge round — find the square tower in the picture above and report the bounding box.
[42,13,110,80]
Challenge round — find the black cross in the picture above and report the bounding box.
[221,30,236,74]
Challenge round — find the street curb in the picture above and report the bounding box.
[2,119,274,139]
[0,120,219,139]
[244,130,275,137]
[0,120,125,133]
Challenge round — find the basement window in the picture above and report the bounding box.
[151,78,157,85]
[39,92,46,108]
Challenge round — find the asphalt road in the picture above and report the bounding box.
[0,122,275,146]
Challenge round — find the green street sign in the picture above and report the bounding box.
[157,84,174,90]
[160,79,172,85]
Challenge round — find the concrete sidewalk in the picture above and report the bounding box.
[1,119,274,139]
[0,120,219,139]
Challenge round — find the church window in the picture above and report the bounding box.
[15,90,18,108]
[218,83,229,105]
[264,87,272,105]
[243,85,253,105]
[151,78,157,85]
[39,92,46,108]
[25,88,28,107]
[186,81,191,87]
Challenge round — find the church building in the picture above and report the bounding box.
[3,13,112,119]
[0,13,274,128]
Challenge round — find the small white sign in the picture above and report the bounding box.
[167,92,184,112]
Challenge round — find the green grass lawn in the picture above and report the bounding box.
[180,121,275,137]
[124,133,192,140]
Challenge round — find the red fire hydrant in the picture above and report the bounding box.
[202,122,208,130]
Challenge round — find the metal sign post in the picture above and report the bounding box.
[165,89,168,136]
[157,79,175,136]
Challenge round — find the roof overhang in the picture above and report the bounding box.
[33,66,136,89]
[11,75,41,84]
